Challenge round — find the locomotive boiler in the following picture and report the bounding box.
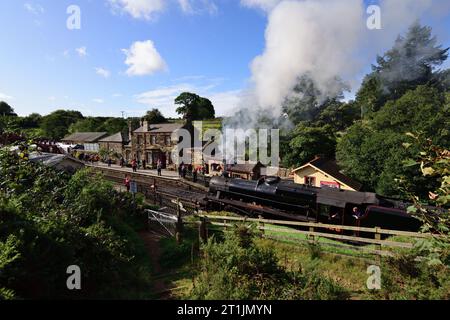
[208,176,422,232]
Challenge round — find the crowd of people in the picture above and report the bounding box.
[177,162,208,182]
[75,153,101,163]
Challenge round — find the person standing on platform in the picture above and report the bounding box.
[124,175,131,192]
[157,160,162,176]
[132,158,137,172]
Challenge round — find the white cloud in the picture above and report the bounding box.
[0,93,13,101]
[134,80,242,117]
[178,0,218,15]
[95,67,111,78]
[76,47,88,57]
[240,0,281,12]
[93,98,105,104]
[178,0,194,13]
[48,96,56,101]
[122,40,167,76]
[108,0,165,20]
[24,3,45,15]
[112,93,123,97]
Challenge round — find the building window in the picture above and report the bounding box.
[165,136,171,145]
[151,136,157,145]
[304,176,316,187]
[137,135,142,145]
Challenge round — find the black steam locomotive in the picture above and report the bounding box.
[208,176,422,232]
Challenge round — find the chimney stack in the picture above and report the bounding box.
[128,120,132,141]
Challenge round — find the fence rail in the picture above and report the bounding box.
[193,214,434,256]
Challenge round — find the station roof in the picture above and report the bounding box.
[293,157,362,191]
[98,132,129,143]
[134,123,184,133]
[61,132,108,143]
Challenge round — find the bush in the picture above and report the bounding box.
[367,252,450,300]
[189,225,348,300]
[0,151,152,299]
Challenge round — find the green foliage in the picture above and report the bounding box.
[0,151,151,299]
[314,100,360,131]
[20,113,42,129]
[368,252,450,300]
[282,124,336,168]
[337,85,448,196]
[40,110,84,139]
[175,92,215,121]
[0,101,17,117]
[0,235,20,300]
[400,134,450,266]
[143,108,167,124]
[358,22,449,113]
[68,117,128,136]
[189,225,348,300]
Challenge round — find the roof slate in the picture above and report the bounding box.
[61,132,109,143]
[133,123,184,133]
[99,132,128,143]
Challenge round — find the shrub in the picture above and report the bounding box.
[189,225,348,300]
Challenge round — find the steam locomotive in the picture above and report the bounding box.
[208,176,422,232]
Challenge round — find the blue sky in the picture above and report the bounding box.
[0,0,449,118]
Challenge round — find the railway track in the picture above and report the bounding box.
[89,165,208,215]
[89,165,319,221]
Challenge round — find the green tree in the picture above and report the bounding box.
[142,108,167,124]
[0,151,152,299]
[0,101,17,117]
[197,97,215,120]
[99,118,128,135]
[68,117,104,134]
[20,113,42,128]
[282,75,349,125]
[355,75,385,115]
[40,110,84,139]
[282,124,336,168]
[175,92,215,121]
[314,100,360,132]
[337,85,449,196]
[356,22,449,114]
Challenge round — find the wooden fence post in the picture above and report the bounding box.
[309,225,315,242]
[199,217,207,243]
[374,227,382,249]
[153,178,157,204]
[259,215,265,236]
[175,198,183,244]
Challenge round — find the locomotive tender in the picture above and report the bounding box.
[208,176,422,232]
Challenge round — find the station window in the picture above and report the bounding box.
[304,176,316,187]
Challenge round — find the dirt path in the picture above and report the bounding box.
[138,231,169,298]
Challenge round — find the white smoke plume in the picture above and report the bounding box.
[239,0,448,119]
[221,0,448,165]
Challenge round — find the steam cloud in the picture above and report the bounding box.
[221,0,448,165]
[236,0,448,120]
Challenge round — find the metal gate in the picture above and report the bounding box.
[146,209,178,237]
